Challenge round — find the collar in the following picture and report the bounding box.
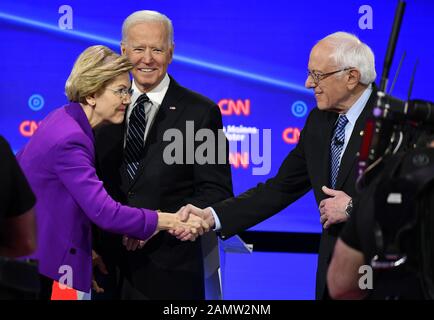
[64,102,94,143]
[131,73,170,107]
[344,84,373,126]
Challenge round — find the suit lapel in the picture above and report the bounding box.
[117,108,133,193]
[335,89,377,189]
[127,78,186,190]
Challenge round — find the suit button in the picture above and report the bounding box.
[69,248,76,255]
[128,191,135,198]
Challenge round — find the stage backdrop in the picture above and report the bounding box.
[1,0,433,299]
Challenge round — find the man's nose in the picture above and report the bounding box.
[305,75,316,89]
[141,49,153,64]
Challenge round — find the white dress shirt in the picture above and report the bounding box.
[125,73,170,145]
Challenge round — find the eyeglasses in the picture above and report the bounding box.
[307,67,354,84]
[107,88,134,98]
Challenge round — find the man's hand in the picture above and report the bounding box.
[92,250,108,294]
[122,229,160,251]
[122,235,145,251]
[319,186,351,229]
[168,204,215,241]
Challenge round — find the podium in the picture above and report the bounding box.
[72,233,253,301]
[202,232,253,300]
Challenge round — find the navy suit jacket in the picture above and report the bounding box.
[95,76,233,299]
[213,88,377,299]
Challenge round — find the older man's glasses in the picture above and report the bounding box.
[307,67,354,84]
[107,88,134,98]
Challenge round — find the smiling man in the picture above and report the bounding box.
[94,10,233,300]
[177,31,377,299]
[121,21,172,93]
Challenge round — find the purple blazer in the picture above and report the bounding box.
[17,103,158,292]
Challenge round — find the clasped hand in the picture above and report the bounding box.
[168,204,215,241]
[123,206,212,249]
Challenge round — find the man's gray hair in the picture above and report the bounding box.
[321,32,376,85]
[122,10,174,47]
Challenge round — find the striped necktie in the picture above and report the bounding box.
[329,114,349,189]
[124,93,150,180]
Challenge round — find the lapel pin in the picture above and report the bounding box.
[169,106,176,110]
[360,130,364,136]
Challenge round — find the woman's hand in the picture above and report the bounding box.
[157,208,210,241]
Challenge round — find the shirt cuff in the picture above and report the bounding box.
[142,209,158,239]
[209,207,222,231]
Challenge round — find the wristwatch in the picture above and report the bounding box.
[345,198,353,217]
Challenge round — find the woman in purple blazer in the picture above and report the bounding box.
[17,45,207,299]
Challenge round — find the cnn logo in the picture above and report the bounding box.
[218,99,250,116]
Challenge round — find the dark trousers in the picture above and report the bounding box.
[38,274,53,300]
[121,262,205,300]
[0,257,40,299]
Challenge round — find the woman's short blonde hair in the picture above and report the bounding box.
[65,45,133,103]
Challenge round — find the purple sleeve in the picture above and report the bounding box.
[54,134,158,239]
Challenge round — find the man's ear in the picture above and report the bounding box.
[168,43,175,64]
[347,69,361,90]
[120,42,127,56]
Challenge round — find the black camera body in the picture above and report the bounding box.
[355,86,434,299]
[355,141,434,298]
[355,1,434,295]
[357,91,434,188]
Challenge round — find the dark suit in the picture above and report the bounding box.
[95,76,233,299]
[213,88,376,299]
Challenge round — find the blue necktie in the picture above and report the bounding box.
[329,115,349,189]
[124,94,150,180]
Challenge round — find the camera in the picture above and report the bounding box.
[352,0,434,299]
[354,66,434,300]
[355,102,434,298]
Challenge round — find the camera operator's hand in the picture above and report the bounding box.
[319,186,351,229]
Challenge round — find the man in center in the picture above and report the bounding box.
[94,10,233,300]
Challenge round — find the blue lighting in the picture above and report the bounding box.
[0,11,311,93]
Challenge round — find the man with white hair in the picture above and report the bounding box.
[94,10,233,300]
[177,31,378,299]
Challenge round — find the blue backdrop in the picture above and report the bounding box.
[1,0,433,299]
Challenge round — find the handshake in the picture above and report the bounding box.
[123,204,216,251]
[95,205,215,293]
[160,204,215,242]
